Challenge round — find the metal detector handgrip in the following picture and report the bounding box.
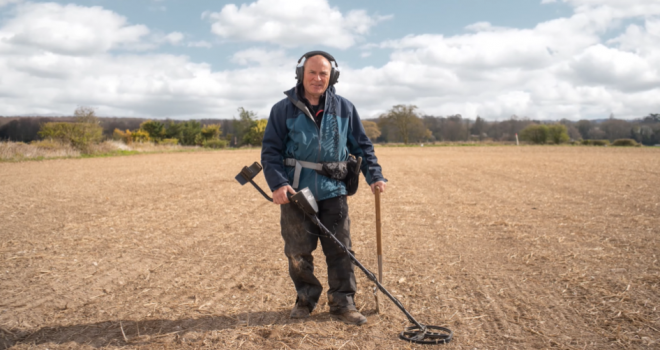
[250,179,273,202]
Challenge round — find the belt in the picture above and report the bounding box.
[284,158,323,189]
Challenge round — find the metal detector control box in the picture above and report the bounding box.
[288,188,318,216]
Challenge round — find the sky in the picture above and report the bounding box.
[0,0,659,120]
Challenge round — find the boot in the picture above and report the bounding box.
[332,310,367,325]
[290,303,311,319]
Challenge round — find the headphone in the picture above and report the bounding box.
[295,50,340,86]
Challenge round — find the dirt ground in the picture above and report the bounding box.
[1,146,659,350]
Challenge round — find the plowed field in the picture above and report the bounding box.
[1,146,659,349]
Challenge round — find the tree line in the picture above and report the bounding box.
[0,107,269,150]
[2,106,659,147]
[366,106,660,146]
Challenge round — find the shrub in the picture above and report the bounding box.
[519,124,549,144]
[547,124,570,144]
[38,122,103,152]
[159,138,179,146]
[31,139,65,150]
[200,124,222,141]
[203,139,227,149]
[131,129,150,143]
[612,139,639,147]
[113,129,132,144]
[242,119,268,146]
[581,140,592,145]
[591,140,609,146]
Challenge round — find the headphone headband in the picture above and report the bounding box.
[295,50,340,86]
[297,51,339,67]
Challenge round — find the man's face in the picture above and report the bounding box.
[302,55,331,97]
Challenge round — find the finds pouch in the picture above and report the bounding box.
[345,155,362,196]
[319,161,348,181]
[314,156,361,196]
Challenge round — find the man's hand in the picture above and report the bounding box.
[273,185,296,205]
[370,181,386,194]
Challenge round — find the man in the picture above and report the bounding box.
[261,51,386,325]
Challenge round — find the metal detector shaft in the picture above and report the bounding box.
[305,214,425,330]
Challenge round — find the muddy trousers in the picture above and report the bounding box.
[280,195,357,314]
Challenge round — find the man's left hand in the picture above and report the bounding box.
[370,181,386,194]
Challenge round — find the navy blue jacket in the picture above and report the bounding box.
[261,85,386,201]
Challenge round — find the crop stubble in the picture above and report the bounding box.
[1,147,659,349]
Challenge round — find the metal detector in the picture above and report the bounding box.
[236,162,453,345]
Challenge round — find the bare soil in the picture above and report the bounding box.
[1,146,659,349]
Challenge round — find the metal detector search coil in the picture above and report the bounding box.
[235,162,453,345]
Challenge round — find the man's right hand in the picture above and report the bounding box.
[273,185,296,205]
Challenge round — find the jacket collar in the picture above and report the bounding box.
[284,84,335,106]
[284,84,336,121]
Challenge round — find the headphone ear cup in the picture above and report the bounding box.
[330,68,340,85]
[295,66,304,83]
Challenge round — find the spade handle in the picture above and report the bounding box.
[375,188,383,282]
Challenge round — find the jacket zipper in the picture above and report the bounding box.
[287,91,323,197]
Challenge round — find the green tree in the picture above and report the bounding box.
[361,120,381,141]
[519,124,549,144]
[164,120,184,140]
[547,124,570,144]
[179,120,202,146]
[233,107,258,146]
[243,119,268,146]
[140,120,165,141]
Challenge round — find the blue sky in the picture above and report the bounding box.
[48,0,575,70]
[0,0,659,120]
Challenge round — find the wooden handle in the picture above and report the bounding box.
[375,188,383,283]
[375,189,382,256]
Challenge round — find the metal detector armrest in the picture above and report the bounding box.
[235,162,263,186]
[235,162,274,202]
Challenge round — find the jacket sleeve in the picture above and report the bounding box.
[261,103,290,192]
[346,104,387,185]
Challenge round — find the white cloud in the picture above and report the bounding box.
[163,31,184,45]
[1,0,659,120]
[1,2,149,56]
[609,18,660,54]
[0,3,293,118]
[206,0,390,49]
[337,2,660,119]
[552,0,660,18]
[187,40,212,48]
[231,48,291,66]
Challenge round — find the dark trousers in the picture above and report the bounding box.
[280,195,357,314]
